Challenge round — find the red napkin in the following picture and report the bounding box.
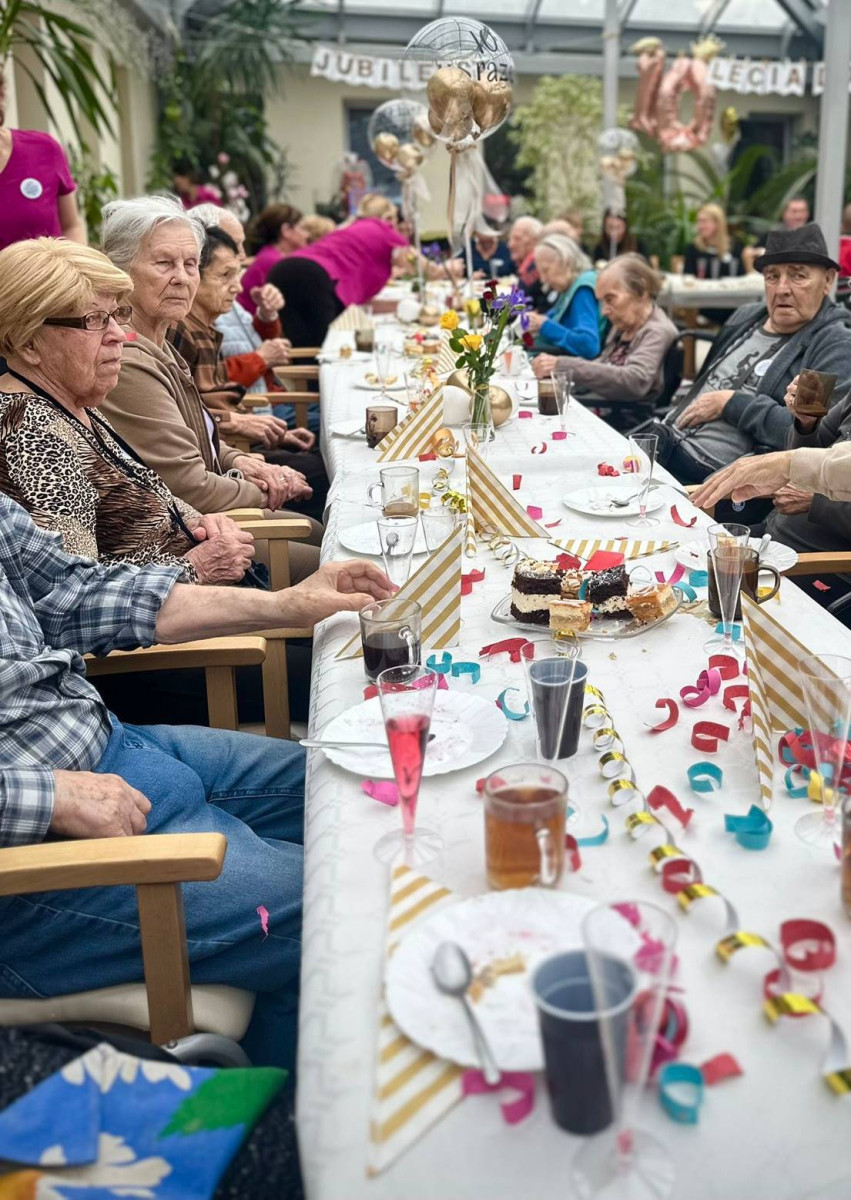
[584,550,625,571]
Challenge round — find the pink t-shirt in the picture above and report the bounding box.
[289,218,408,306]
[237,244,283,315]
[0,130,76,250]
[183,185,222,210]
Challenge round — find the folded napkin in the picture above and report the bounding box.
[329,305,372,332]
[437,332,457,376]
[549,536,675,560]
[466,445,547,541]
[377,385,445,461]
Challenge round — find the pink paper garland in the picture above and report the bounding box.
[671,505,697,528]
[256,904,270,939]
[461,1069,536,1125]
[362,780,399,806]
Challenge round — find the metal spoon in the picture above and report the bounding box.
[300,734,436,750]
[431,941,501,1085]
[757,533,771,562]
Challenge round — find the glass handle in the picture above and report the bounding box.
[367,482,382,507]
[536,826,558,887]
[399,625,418,666]
[757,566,782,604]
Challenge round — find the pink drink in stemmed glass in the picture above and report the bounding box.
[385,712,431,836]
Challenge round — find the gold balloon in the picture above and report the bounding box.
[489,385,512,427]
[427,67,474,120]
[720,105,740,145]
[413,114,436,149]
[396,142,424,171]
[431,427,457,457]
[372,132,399,163]
[447,368,472,392]
[471,78,513,134]
[428,105,472,143]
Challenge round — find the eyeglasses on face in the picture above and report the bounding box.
[43,305,133,331]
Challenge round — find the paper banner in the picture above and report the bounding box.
[368,864,463,1176]
[337,529,462,658]
[466,445,546,538]
[437,332,457,376]
[549,537,675,560]
[377,386,445,462]
[328,304,372,332]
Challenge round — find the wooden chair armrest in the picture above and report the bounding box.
[223,508,264,520]
[238,518,314,541]
[784,552,851,577]
[288,347,321,359]
[0,833,226,896]
[240,394,277,409]
[85,636,267,675]
[273,365,319,382]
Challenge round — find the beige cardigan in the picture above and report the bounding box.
[101,335,265,512]
[790,444,851,502]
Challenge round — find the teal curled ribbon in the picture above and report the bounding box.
[496,687,529,720]
[688,762,723,793]
[451,662,481,684]
[784,765,811,798]
[724,805,773,850]
[715,622,741,641]
[674,583,697,602]
[577,578,590,601]
[779,728,805,765]
[426,652,452,674]
[575,815,609,846]
[658,1062,704,1124]
[689,570,709,588]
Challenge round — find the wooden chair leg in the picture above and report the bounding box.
[262,639,291,740]
[137,881,194,1044]
[205,665,239,729]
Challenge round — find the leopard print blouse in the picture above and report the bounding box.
[0,392,199,578]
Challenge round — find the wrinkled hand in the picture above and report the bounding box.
[526,311,546,334]
[188,512,243,540]
[283,426,315,451]
[257,337,291,367]
[532,353,560,379]
[232,413,291,449]
[235,456,312,508]
[280,560,396,627]
[689,451,793,510]
[675,389,734,430]
[51,770,151,838]
[251,283,285,320]
[773,485,814,515]
[185,524,255,584]
[784,376,799,411]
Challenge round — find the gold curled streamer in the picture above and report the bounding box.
[649,843,687,868]
[826,1069,851,1095]
[715,931,774,963]
[676,883,719,911]
[763,993,851,1095]
[585,685,606,703]
[625,810,659,836]
[583,704,610,729]
[608,778,642,806]
[599,751,630,779]
[592,727,621,752]
[763,993,822,1022]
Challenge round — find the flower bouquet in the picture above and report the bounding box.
[440,282,531,426]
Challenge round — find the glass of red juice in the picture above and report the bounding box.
[374,665,443,868]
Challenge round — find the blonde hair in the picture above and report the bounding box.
[300,214,336,243]
[356,193,398,223]
[602,253,662,300]
[0,238,132,358]
[695,202,730,259]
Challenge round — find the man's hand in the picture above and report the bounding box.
[234,456,313,508]
[689,451,793,510]
[280,560,396,626]
[251,283,285,321]
[284,427,315,450]
[228,413,291,449]
[51,771,151,838]
[532,353,560,379]
[185,524,255,584]
[675,389,735,430]
[773,485,814,515]
[785,373,822,432]
[257,337,291,367]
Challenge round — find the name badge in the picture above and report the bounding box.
[20,178,43,200]
[754,358,772,378]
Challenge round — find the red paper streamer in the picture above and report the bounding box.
[648,784,695,828]
[701,1053,743,1086]
[256,904,269,939]
[763,967,823,1010]
[512,474,522,491]
[518,410,533,419]
[709,654,740,680]
[418,452,437,461]
[813,580,831,592]
[545,519,562,528]
[556,553,582,570]
[480,637,530,663]
[723,684,750,712]
[552,431,568,441]
[671,505,697,528]
[738,698,751,730]
[531,442,548,454]
[526,505,543,520]
[780,919,836,972]
[598,462,620,476]
[565,834,582,872]
[461,568,485,596]
[691,721,730,753]
[647,698,680,733]
[461,1070,536,1125]
[661,857,702,893]
[655,564,686,586]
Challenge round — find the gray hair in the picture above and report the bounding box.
[101,194,205,272]
[601,253,661,300]
[535,233,592,277]
[511,215,543,238]
[190,202,227,228]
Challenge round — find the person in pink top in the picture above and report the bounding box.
[238,203,308,315]
[0,75,85,250]
[171,158,223,211]
[266,194,411,347]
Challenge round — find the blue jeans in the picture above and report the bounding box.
[272,400,321,436]
[0,718,305,1069]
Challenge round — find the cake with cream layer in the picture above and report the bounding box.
[510,559,565,625]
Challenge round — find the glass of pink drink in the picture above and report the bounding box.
[374,665,444,868]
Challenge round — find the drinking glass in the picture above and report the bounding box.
[359,597,422,682]
[373,341,397,402]
[795,654,851,850]
[571,901,678,1200]
[377,516,418,588]
[707,522,750,551]
[367,465,419,517]
[483,763,567,889]
[421,505,459,552]
[365,404,398,450]
[705,545,747,657]
[462,420,493,461]
[626,435,659,528]
[374,665,443,868]
[551,367,574,432]
[523,654,588,765]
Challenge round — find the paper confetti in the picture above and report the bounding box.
[647,699,680,733]
[701,1053,743,1086]
[526,505,543,520]
[671,505,697,528]
[362,780,399,807]
[461,1070,536,1125]
[648,784,694,828]
[518,410,533,419]
[691,721,730,753]
[598,462,620,476]
[257,905,269,939]
[512,474,522,491]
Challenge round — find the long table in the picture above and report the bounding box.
[297,338,851,1200]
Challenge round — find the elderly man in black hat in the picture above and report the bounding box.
[654,223,851,484]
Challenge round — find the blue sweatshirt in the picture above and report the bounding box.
[535,270,601,359]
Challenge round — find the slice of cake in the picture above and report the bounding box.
[626,583,678,625]
[549,598,592,635]
[510,559,565,625]
[586,565,630,617]
[560,569,585,599]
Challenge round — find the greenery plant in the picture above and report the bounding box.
[66,143,118,241]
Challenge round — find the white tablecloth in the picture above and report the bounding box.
[297,340,851,1200]
[659,273,765,310]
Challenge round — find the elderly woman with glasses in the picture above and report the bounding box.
[526,234,601,359]
[0,237,254,585]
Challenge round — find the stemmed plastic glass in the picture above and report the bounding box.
[571,900,678,1200]
[551,366,574,433]
[373,339,396,403]
[374,666,444,868]
[705,544,747,658]
[626,435,659,528]
[703,524,750,652]
[795,654,851,850]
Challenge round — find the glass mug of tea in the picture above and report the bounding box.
[483,763,568,890]
[707,547,781,620]
[367,465,420,518]
[359,597,422,682]
[365,405,398,450]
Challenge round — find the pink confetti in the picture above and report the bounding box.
[552,430,568,440]
[565,834,582,872]
[256,905,269,939]
[362,780,399,806]
[556,553,582,570]
[813,580,831,592]
[701,1053,743,1086]
[518,410,533,419]
[655,564,686,585]
[418,452,437,461]
[512,474,522,491]
[461,1070,536,1124]
[598,462,620,477]
[545,519,562,528]
[531,442,548,454]
[526,505,543,520]
[671,505,697,528]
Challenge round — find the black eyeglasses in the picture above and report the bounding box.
[43,305,133,332]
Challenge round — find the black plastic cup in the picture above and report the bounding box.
[531,949,636,1136]
[527,659,588,761]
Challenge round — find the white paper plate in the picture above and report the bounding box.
[352,377,407,393]
[675,535,798,574]
[562,485,667,519]
[316,690,507,778]
[386,890,639,1072]
[337,519,428,557]
[317,350,373,364]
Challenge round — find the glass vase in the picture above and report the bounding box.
[470,382,493,428]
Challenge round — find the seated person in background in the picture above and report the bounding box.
[526,235,600,360]
[683,202,743,325]
[532,254,677,413]
[654,224,851,486]
[0,238,253,586]
[238,203,307,316]
[167,225,328,522]
[301,214,336,243]
[0,491,393,1070]
[171,157,222,212]
[98,195,322,575]
[507,215,546,310]
[457,230,513,278]
[591,209,648,264]
[543,210,585,245]
[744,195,813,273]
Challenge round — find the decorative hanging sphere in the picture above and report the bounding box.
[597,127,640,183]
[367,99,435,179]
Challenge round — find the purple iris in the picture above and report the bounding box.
[487,284,530,314]
[422,241,444,261]
[520,310,530,332]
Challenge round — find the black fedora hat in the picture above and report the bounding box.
[755,222,839,273]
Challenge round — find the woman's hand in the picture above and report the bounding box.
[773,485,814,515]
[251,283,285,321]
[234,456,313,509]
[187,513,244,540]
[257,338,291,367]
[277,560,396,627]
[283,427,315,451]
[226,413,290,449]
[185,524,256,584]
[526,312,546,334]
[532,353,560,379]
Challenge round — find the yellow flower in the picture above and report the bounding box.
[460,333,483,352]
[440,310,460,331]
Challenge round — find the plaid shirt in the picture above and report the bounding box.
[0,495,181,847]
[168,311,246,415]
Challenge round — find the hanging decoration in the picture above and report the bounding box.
[334,152,373,217]
[367,98,436,283]
[630,36,723,154]
[597,126,639,219]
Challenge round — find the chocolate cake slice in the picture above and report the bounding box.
[586,565,630,616]
[510,559,565,625]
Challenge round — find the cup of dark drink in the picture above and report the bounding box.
[359,598,422,682]
[531,949,636,1135]
[365,405,399,449]
[538,379,557,416]
[795,369,836,418]
[707,547,781,620]
[483,763,567,889]
[524,657,588,762]
[355,327,375,353]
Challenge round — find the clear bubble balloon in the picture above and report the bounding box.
[367,99,434,180]
[597,127,640,183]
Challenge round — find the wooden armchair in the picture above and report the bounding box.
[272,363,320,430]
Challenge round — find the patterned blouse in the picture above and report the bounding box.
[0,392,200,579]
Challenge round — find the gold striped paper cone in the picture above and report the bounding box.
[329,304,371,332]
[367,864,463,1176]
[464,481,478,557]
[377,386,445,462]
[336,528,462,658]
[549,537,675,560]
[437,331,457,376]
[466,444,546,538]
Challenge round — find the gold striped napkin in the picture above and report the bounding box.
[466,445,546,539]
[549,537,675,560]
[337,529,462,658]
[329,304,371,332]
[368,864,463,1176]
[465,477,478,557]
[437,332,457,376]
[377,386,445,462]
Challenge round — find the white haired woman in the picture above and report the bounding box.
[526,235,601,359]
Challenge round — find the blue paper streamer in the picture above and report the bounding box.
[724,805,773,850]
[659,1063,704,1125]
[496,687,529,721]
[426,652,452,674]
[689,570,709,589]
[715,622,741,641]
[451,661,481,684]
[688,762,723,793]
[578,578,590,601]
[575,815,610,846]
[674,583,697,602]
[784,765,810,798]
